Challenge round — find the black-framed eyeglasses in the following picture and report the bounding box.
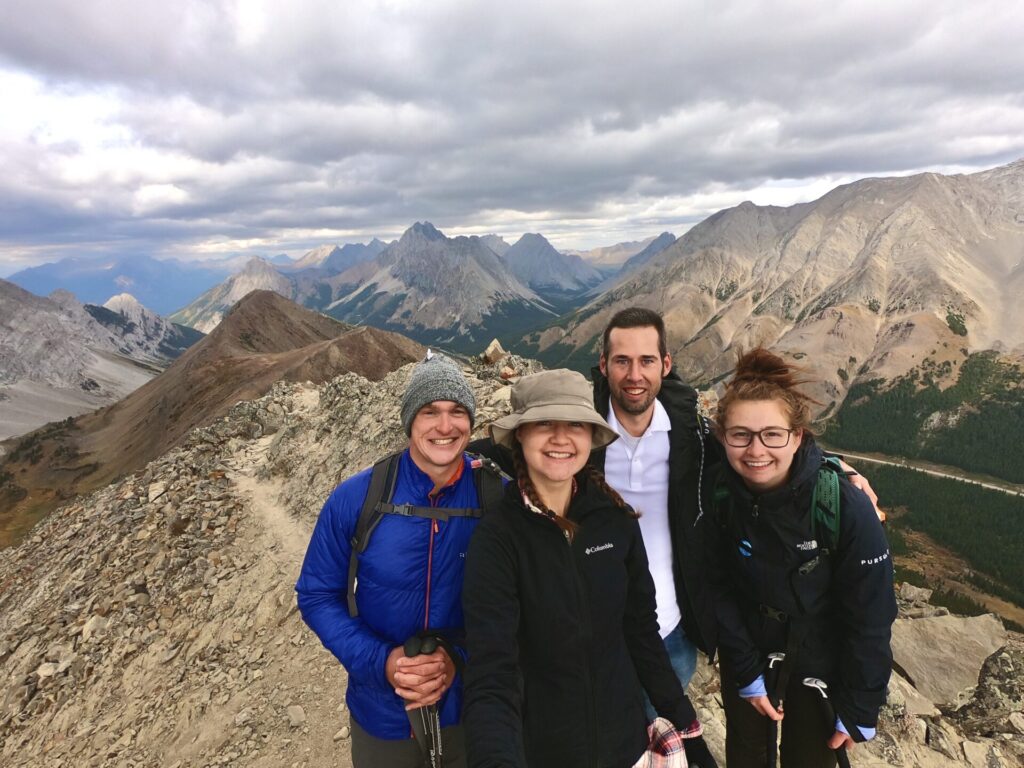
[723,427,795,448]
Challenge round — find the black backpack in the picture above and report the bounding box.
[346,452,508,617]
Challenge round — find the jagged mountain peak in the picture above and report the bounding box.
[240,255,280,274]
[103,292,150,321]
[293,244,342,270]
[478,234,511,256]
[169,259,296,333]
[403,221,447,243]
[502,232,602,293]
[324,223,551,352]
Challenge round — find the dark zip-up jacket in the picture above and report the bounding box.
[590,366,720,657]
[710,439,897,734]
[462,476,695,768]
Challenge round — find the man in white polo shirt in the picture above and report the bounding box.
[591,307,711,695]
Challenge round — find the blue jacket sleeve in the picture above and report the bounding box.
[829,482,897,735]
[294,473,394,691]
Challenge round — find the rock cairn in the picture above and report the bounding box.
[1,352,1021,767]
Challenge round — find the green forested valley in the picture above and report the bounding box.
[867,463,1024,606]
[826,352,1024,483]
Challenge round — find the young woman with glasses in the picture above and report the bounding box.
[709,348,896,768]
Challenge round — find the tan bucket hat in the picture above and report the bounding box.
[488,369,619,449]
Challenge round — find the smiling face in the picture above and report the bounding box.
[516,420,593,489]
[722,398,803,493]
[599,326,672,420]
[407,400,471,486]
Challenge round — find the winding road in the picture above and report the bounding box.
[826,446,1024,498]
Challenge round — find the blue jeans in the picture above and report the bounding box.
[643,621,698,721]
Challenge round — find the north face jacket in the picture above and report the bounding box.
[710,439,897,734]
[295,450,481,739]
[462,476,696,768]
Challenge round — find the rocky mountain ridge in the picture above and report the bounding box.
[566,235,659,267]
[170,259,298,333]
[528,159,1024,415]
[0,291,422,547]
[90,293,204,364]
[0,353,1019,767]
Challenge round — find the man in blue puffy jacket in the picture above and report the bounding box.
[297,352,479,767]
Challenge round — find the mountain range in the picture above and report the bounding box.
[0,290,422,545]
[526,160,1024,420]
[169,223,578,353]
[0,280,201,441]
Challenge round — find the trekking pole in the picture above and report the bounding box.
[802,678,851,768]
[419,635,444,768]
[764,653,785,768]
[403,635,442,768]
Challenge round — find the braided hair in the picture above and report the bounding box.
[716,347,821,433]
[511,442,637,543]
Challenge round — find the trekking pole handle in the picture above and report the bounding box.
[765,652,785,708]
[802,678,852,768]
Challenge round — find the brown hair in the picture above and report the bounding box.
[511,443,636,543]
[715,347,820,434]
[602,307,668,360]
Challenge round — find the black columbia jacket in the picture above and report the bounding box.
[590,366,721,657]
[710,439,897,735]
[462,476,695,768]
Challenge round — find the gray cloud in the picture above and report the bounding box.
[2,0,1024,272]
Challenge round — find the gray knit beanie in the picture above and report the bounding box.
[400,351,476,435]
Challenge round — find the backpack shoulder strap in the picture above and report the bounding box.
[812,456,843,553]
[468,453,510,514]
[347,452,402,617]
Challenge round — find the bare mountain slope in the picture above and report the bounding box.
[0,282,199,441]
[502,232,602,293]
[0,291,422,546]
[170,258,297,333]
[528,160,1024,412]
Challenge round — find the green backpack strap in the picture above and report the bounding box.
[812,456,843,553]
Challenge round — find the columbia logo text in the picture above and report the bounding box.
[585,543,614,555]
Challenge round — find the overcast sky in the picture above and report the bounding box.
[2,0,1024,275]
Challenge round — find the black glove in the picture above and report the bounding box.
[682,734,719,768]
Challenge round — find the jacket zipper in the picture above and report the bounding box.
[424,502,439,629]
[564,528,599,767]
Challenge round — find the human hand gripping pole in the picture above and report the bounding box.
[402,634,444,768]
[802,677,852,768]
[763,652,786,768]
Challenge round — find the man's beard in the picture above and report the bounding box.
[609,384,659,416]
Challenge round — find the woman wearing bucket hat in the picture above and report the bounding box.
[462,369,716,768]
